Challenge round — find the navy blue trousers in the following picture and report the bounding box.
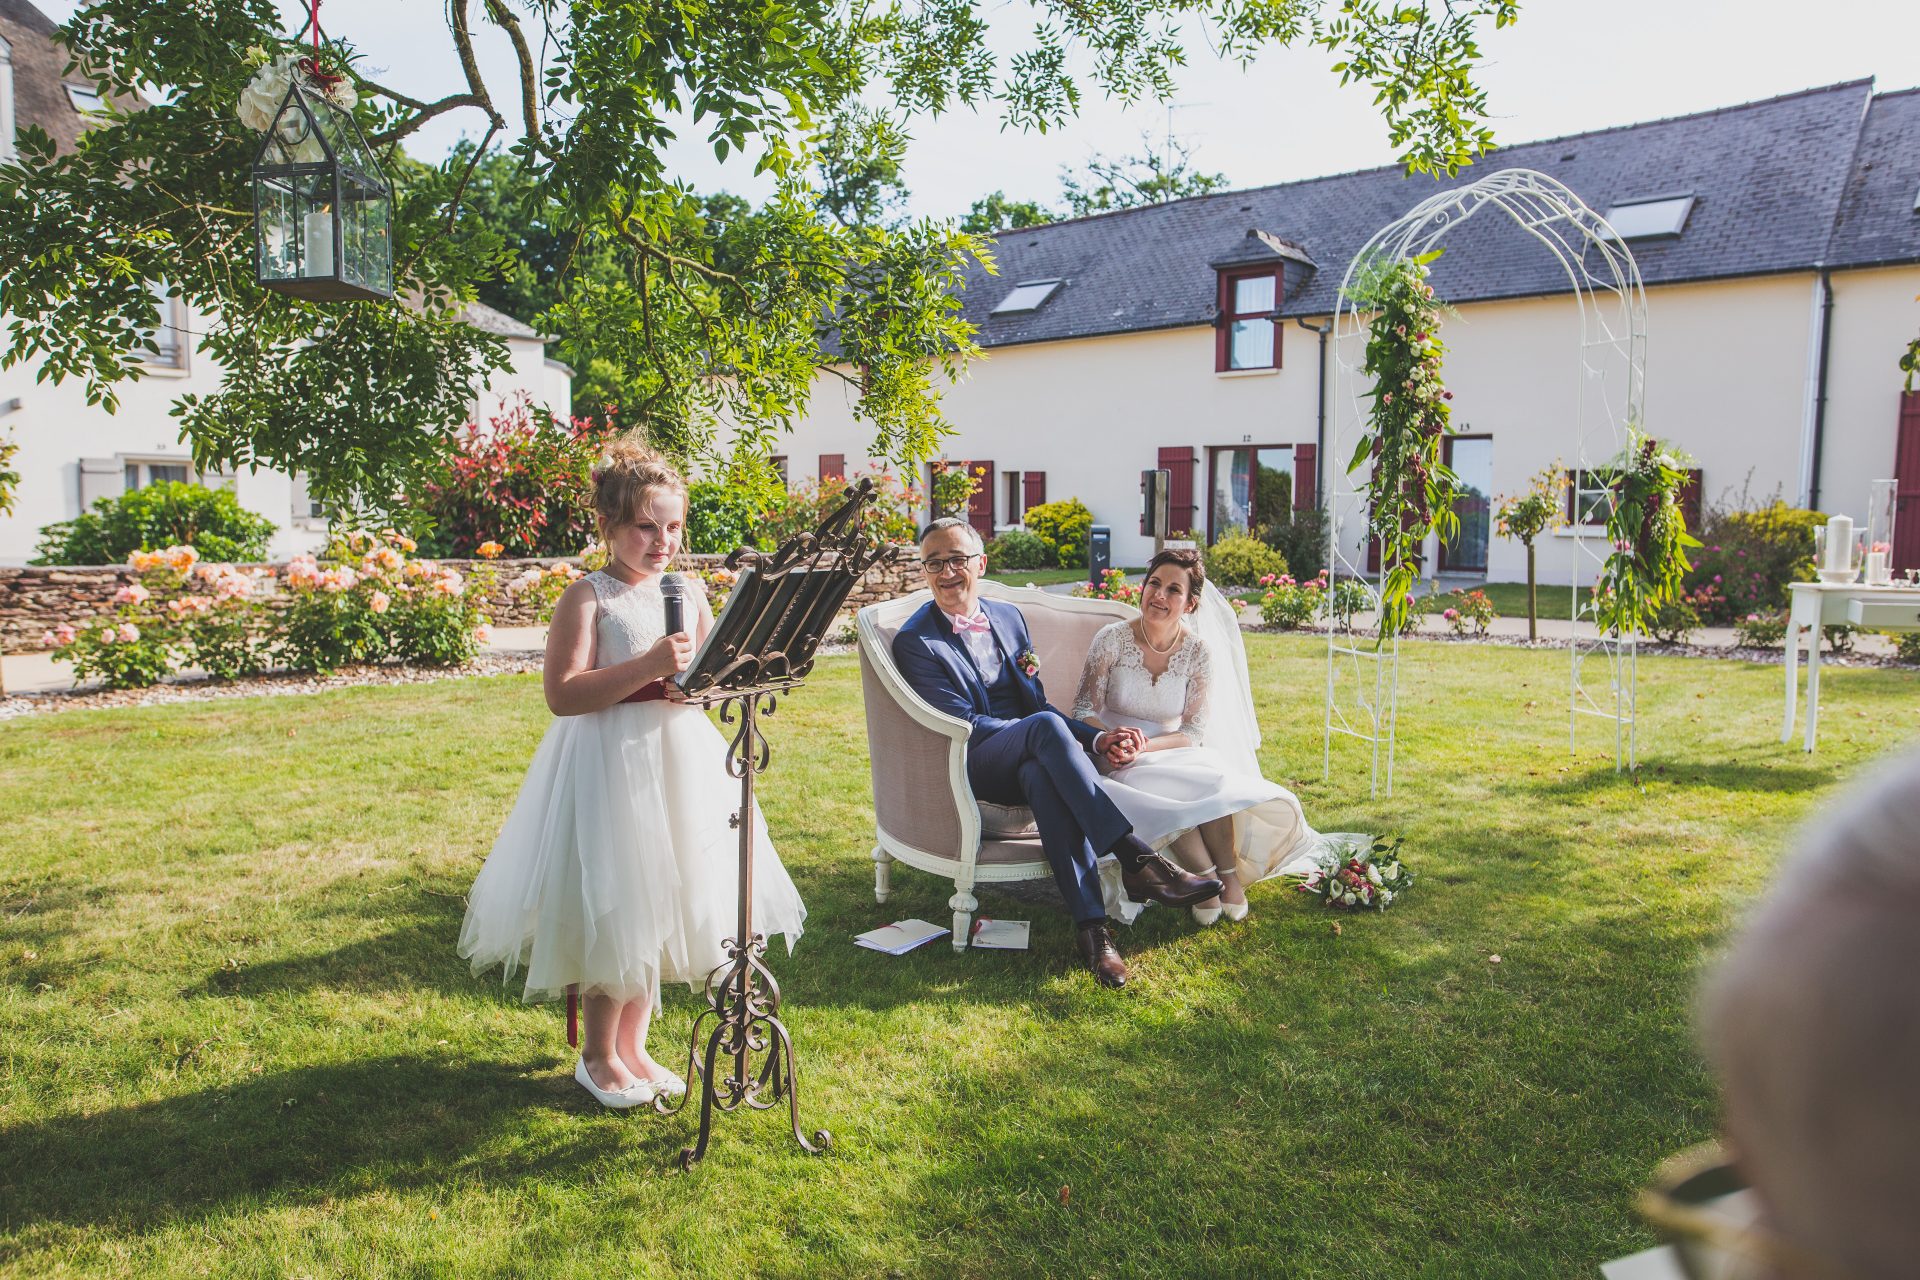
[967,711,1129,923]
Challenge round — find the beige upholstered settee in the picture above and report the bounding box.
[855,581,1137,949]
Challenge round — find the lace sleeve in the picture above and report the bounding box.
[1072,624,1120,723]
[1178,634,1213,745]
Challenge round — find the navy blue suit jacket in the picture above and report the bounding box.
[891,597,1102,754]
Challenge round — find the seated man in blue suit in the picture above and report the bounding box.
[891,518,1223,987]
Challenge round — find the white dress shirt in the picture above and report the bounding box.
[947,610,1003,684]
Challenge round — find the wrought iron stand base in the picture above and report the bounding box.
[654,688,830,1168]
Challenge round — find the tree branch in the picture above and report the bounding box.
[483,0,547,152]
[368,91,488,146]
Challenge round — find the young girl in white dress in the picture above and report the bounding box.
[1073,548,1343,924]
[458,441,807,1109]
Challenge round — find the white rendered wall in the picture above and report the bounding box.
[766,271,1863,588]
[1819,265,1920,525]
[0,317,569,565]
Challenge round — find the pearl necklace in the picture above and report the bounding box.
[1140,621,1183,656]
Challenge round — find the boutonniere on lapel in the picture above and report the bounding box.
[1015,648,1041,678]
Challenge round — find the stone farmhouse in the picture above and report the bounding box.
[776,80,1920,585]
[0,0,571,565]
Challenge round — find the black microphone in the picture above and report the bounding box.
[660,572,687,638]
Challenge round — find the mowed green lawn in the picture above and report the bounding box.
[3,639,1917,1279]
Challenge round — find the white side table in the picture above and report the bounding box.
[1782,581,1920,751]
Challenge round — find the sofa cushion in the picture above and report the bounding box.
[977,801,1038,838]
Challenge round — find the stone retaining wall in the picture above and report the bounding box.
[1,548,925,653]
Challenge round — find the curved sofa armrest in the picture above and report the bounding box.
[855,604,981,864]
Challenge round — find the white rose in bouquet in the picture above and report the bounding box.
[237,55,295,132]
[1365,863,1384,887]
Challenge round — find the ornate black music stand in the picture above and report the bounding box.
[654,478,892,1168]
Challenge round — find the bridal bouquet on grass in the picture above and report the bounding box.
[1295,839,1414,911]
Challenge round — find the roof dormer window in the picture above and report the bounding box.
[64,82,104,115]
[991,279,1062,315]
[1600,194,1696,240]
[1215,266,1282,371]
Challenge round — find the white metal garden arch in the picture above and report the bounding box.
[1322,168,1649,797]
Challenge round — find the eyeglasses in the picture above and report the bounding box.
[921,555,978,576]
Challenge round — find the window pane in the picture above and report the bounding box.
[1211,449,1252,539]
[1229,320,1270,369]
[150,464,189,486]
[125,463,140,491]
[1252,448,1293,530]
[1232,275,1275,316]
[1444,438,1492,573]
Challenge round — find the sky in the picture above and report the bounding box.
[36,0,1920,220]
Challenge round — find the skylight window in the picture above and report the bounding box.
[991,279,1062,315]
[64,82,104,114]
[1600,195,1695,241]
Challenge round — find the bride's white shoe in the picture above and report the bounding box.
[575,1058,654,1109]
[646,1070,688,1100]
[1190,865,1250,924]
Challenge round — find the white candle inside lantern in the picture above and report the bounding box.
[303,209,334,277]
[1866,549,1888,585]
[1823,515,1853,572]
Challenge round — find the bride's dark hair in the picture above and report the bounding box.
[1144,548,1205,606]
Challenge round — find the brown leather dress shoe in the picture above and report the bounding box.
[1075,922,1129,988]
[1121,852,1225,908]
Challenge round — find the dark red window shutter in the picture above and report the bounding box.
[1895,391,1920,573]
[1213,273,1232,373]
[1679,469,1703,532]
[967,461,994,540]
[1158,446,1197,536]
[1024,470,1046,511]
[1293,444,1317,511]
[818,453,845,482]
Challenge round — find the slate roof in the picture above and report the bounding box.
[459,300,546,342]
[1,0,142,156]
[967,80,1917,350]
[1827,88,1920,268]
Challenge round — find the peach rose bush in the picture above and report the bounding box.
[281,531,495,672]
[42,545,274,688]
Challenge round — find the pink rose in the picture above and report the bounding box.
[39,629,56,647]
[118,624,140,643]
[98,627,116,644]
[474,624,494,644]
[113,584,151,605]
[369,591,391,614]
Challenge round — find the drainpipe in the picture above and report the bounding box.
[1807,268,1835,512]
[1297,316,1332,509]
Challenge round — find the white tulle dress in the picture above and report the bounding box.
[1073,589,1356,901]
[458,570,806,1006]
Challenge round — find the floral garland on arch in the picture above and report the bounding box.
[1591,427,1700,636]
[1345,251,1461,640]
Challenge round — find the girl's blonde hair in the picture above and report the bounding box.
[592,437,687,535]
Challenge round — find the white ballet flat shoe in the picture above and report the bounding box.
[1220,899,1249,922]
[1191,902,1223,926]
[575,1058,652,1109]
[646,1070,688,1100]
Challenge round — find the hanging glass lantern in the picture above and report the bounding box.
[250,75,393,302]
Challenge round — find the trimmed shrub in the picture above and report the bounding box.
[1204,532,1288,588]
[1024,499,1094,569]
[1894,632,1920,664]
[1734,612,1787,648]
[32,481,277,566]
[1649,595,1700,645]
[1684,498,1824,624]
[412,399,614,558]
[1261,509,1328,581]
[685,481,766,555]
[986,529,1050,572]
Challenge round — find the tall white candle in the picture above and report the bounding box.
[303,210,334,278]
[1866,550,1888,585]
[1824,515,1853,572]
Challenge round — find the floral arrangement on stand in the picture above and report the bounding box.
[1346,251,1461,640]
[1590,428,1701,637]
[1294,839,1414,911]
[1073,568,1141,607]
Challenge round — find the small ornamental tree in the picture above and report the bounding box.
[1494,463,1566,640]
[1346,251,1461,640]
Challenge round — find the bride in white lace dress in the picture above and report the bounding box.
[1072,549,1341,923]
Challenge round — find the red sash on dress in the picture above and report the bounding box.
[621,680,669,703]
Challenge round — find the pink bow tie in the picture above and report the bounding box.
[947,611,991,634]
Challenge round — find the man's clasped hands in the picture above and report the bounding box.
[1093,725,1148,768]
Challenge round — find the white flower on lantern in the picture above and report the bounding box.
[236,55,296,133]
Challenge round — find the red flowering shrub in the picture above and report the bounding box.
[414,397,616,557]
